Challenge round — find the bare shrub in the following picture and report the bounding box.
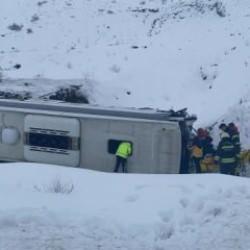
[37,1,48,6]
[31,14,40,22]
[48,85,89,103]
[34,177,74,194]
[0,91,31,100]
[213,1,226,17]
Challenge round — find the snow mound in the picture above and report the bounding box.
[0,162,250,249]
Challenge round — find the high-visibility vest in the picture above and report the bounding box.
[192,145,203,158]
[221,157,236,164]
[116,142,132,159]
[200,155,218,173]
[217,138,237,165]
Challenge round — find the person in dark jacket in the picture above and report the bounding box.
[203,130,216,156]
[191,128,207,173]
[228,122,241,157]
[228,122,241,175]
[216,131,237,175]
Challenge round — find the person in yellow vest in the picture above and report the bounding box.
[191,128,206,173]
[114,141,132,173]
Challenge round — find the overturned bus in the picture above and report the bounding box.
[0,100,196,174]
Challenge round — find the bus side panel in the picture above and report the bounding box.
[79,118,181,174]
[80,118,135,172]
[0,112,25,161]
[153,124,182,174]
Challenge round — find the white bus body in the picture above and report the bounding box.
[0,100,195,173]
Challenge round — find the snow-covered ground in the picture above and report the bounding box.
[0,162,250,250]
[1,0,250,128]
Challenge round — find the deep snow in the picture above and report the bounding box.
[1,0,250,128]
[0,163,250,250]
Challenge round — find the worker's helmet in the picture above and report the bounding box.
[228,122,238,133]
[219,123,227,131]
[197,128,205,138]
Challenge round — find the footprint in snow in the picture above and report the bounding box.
[192,199,205,212]
[154,222,175,241]
[135,184,149,191]
[125,194,139,203]
[158,210,174,223]
[205,206,223,217]
[196,183,206,189]
[223,189,233,199]
[179,198,189,208]
[235,185,247,195]
[179,216,195,227]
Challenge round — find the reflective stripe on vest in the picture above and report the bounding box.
[221,158,236,164]
[232,134,239,140]
[221,145,234,150]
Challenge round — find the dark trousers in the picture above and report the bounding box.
[193,158,202,173]
[114,156,127,173]
[220,163,236,175]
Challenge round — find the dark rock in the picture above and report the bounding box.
[37,1,48,6]
[13,64,21,69]
[8,23,23,31]
[27,28,33,34]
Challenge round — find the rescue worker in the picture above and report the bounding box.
[203,130,215,156]
[228,122,241,157]
[216,131,237,175]
[113,141,132,173]
[228,122,241,175]
[200,134,217,173]
[191,128,206,173]
[219,123,228,133]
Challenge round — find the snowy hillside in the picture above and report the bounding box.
[1,163,250,250]
[1,0,250,130]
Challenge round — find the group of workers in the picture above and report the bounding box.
[191,122,241,175]
[112,122,242,175]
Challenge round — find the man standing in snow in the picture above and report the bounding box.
[216,131,237,175]
[113,141,132,173]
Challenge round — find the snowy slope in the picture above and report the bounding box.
[1,0,250,128]
[1,163,250,250]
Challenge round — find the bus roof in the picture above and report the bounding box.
[0,99,196,123]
